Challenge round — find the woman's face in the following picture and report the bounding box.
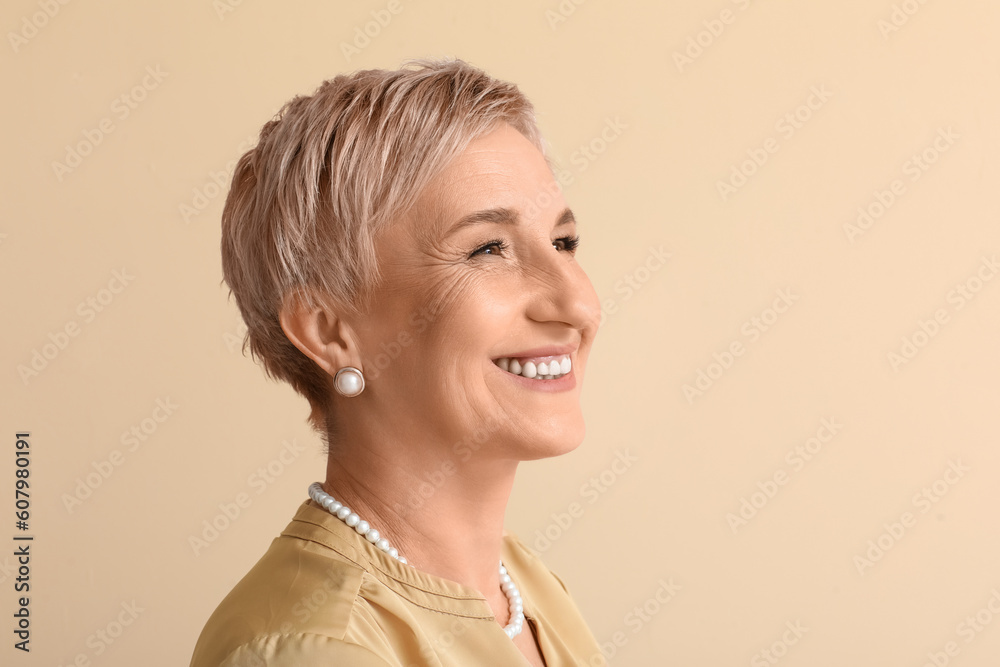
[352,123,601,462]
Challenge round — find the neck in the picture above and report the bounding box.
[322,420,519,608]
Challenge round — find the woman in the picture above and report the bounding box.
[190,58,604,667]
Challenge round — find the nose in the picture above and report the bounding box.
[523,240,602,337]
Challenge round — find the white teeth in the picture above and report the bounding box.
[493,354,571,380]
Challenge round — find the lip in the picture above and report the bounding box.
[490,344,579,393]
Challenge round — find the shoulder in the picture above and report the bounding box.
[190,511,395,666]
[211,633,396,667]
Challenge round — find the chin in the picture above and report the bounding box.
[517,419,586,461]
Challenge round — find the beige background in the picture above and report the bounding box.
[2,0,999,665]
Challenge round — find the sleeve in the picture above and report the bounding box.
[218,634,397,667]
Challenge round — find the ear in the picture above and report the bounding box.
[278,289,360,377]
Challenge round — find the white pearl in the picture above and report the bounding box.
[329,501,342,513]
[336,371,362,396]
[388,547,398,559]
[345,513,360,527]
[366,530,380,543]
[376,538,390,551]
[336,507,351,520]
[355,520,370,534]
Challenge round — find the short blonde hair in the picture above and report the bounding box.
[220,58,545,440]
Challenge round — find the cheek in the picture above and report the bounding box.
[401,271,501,357]
[422,270,482,316]
[367,273,500,373]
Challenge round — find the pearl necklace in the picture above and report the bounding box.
[308,482,525,639]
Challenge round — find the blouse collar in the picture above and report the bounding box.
[282,499,531,621]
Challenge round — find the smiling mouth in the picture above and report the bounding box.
[492,354,572,380]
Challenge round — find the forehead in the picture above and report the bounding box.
[417,124,563,235]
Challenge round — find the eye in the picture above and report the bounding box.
[554,235,581,253]
[469,238,508,258]
[469,234,581,259]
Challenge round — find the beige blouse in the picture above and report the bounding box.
[189,499,605,666]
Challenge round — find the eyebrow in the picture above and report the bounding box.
[446,206,576,237]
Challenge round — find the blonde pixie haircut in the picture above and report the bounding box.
[220,58,546,442]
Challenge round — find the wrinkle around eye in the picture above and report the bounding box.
[418,267,488,316]
[406,229,478,266]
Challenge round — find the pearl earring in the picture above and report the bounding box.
[334,366,365,397]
